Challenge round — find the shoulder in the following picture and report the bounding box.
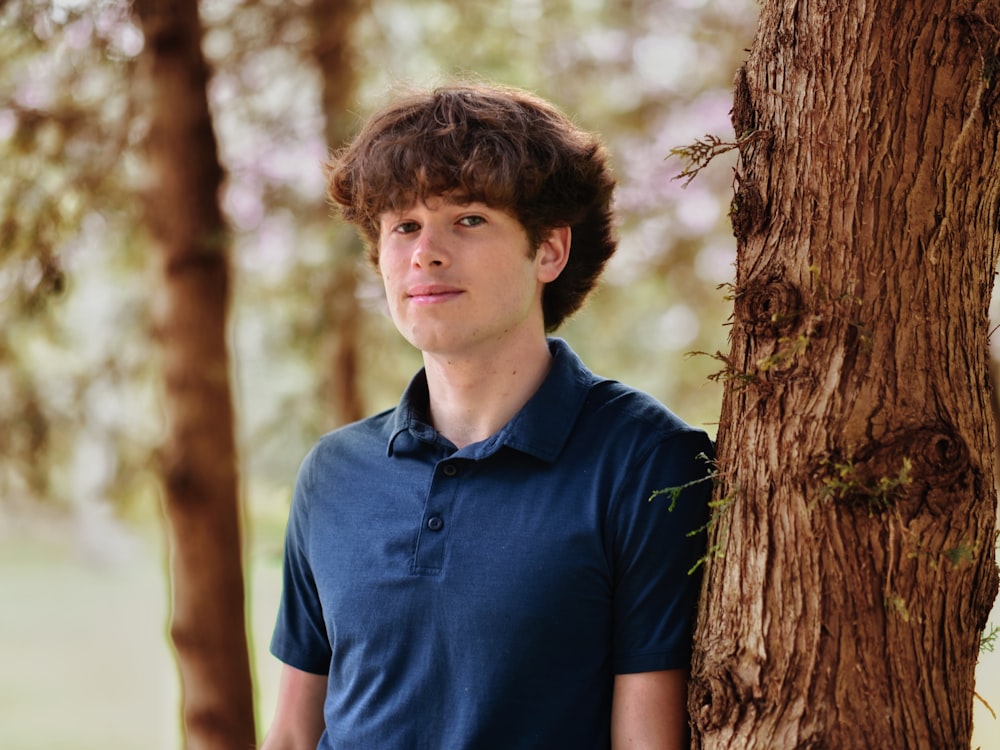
[535,340,713,476]
[311,407,395,457]
[583,378,708,447]
[557,377,714,506]
[542,338,709,456]
[295,407,398,487]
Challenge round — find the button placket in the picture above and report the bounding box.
[411,460,460,575]
[428,463,455,531]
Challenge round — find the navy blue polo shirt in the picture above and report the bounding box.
[271,339,713,749]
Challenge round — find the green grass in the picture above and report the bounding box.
[0,523,997,749]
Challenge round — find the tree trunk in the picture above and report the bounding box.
[314,0,365,427]
[134,0,256,747]
[691,2,1000,748]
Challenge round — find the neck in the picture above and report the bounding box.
[423,336,553,449]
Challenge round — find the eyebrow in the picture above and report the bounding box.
[382,195,493,216]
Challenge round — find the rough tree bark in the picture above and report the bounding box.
[134,0,256,747]
[690,2,1000,748]
[314,0,365,427]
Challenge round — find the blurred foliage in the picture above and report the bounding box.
[0,0,155,521]
[0,0,758,535]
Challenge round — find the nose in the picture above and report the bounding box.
[412,224,449,269]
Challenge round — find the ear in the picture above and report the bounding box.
[535,226,571,284]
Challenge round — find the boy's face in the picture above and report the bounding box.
[377,196,567,359]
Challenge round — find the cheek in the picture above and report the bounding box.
[380,271,396,301]
[377,245,404,279]
[377,255,393,284]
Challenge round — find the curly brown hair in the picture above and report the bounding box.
[326,82,618,331]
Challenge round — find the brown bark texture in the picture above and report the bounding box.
[314,0,366,427]
[691,1,1000,748]
[134,0,256,747]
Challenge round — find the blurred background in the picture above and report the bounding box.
[0,0,996,746]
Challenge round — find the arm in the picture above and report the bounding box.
[611,669,690,750]
[259,664,327,750]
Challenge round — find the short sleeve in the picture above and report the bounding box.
[270,447,332,675]
[610,428,714,673]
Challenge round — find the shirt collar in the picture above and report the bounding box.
[386,338,596,463]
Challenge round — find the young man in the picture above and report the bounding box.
[263,82,713,750]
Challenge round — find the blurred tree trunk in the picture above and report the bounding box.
[691,2,1000,748]
[134,0,256,747]
[313,0,365,427]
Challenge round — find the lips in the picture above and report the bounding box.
[406,284,464,304]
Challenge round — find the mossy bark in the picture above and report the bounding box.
[691,2,1000,747]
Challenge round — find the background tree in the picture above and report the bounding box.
[312,0,365,427]
[688,1,1000,747]
[133,0,255,745]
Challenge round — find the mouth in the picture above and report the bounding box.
[406,285,464,304]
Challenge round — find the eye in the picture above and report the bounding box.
[393,220,420,234]
[458,214,487,228]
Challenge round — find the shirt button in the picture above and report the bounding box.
[441,463,458,477]
[427,515,444,531]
